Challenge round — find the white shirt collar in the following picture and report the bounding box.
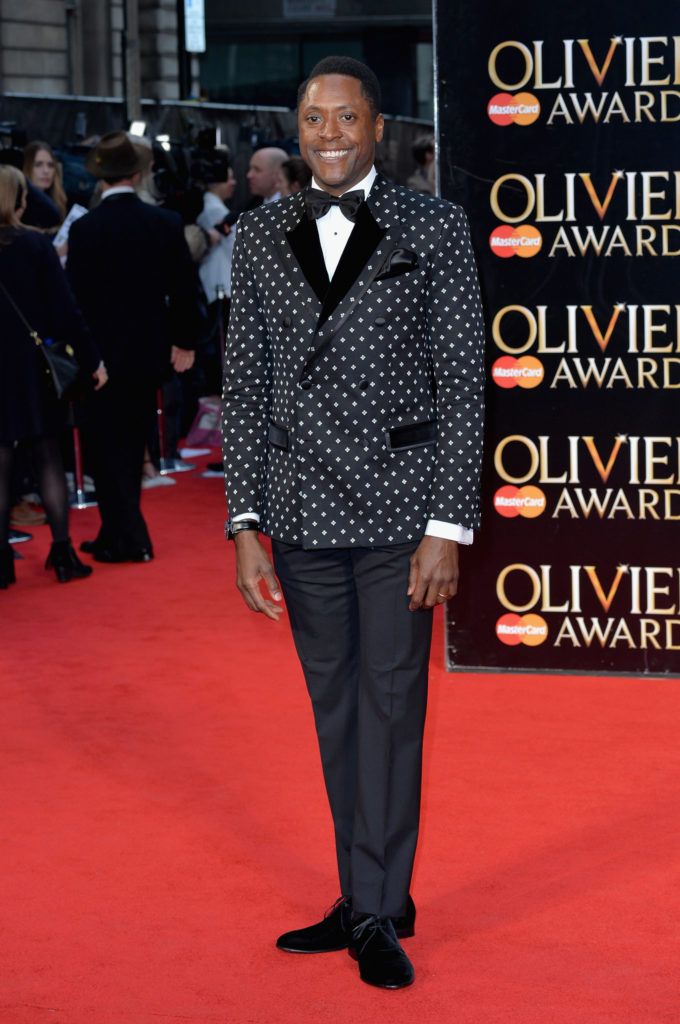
[311,166,377,201]
[101,185,136,199]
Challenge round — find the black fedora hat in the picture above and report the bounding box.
[86,131,142,179]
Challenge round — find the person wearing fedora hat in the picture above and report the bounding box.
[85,131,144,180]
[67,132,204,563]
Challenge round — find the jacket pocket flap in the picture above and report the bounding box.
[386,420,436,451]
[268,422,289,450]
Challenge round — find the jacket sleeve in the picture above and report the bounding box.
[163,214,206,351]
[220,219,272,518]
[426,205,485,531]
[42,234,101,374]
[65,216,97,332]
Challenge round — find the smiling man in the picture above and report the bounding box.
[222,56,485,989]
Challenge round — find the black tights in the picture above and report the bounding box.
[0,436,69,547]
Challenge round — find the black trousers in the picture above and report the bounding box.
[272,540,433,918]
[85,381,155,553]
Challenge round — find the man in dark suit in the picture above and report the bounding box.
[222,57,485,989]
[67,133,202,562]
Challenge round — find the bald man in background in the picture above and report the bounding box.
[246,147,288,208]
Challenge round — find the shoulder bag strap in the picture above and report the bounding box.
[0,277,43,347]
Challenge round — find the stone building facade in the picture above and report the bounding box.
[0,0,193,104]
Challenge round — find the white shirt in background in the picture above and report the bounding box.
[197,191,235,301]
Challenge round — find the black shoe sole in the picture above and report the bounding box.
[279,922,415,955]
[358,974,415,990]
[91,551,154,563]
[276,941,349,954]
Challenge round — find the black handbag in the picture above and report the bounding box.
[0,277,82,400]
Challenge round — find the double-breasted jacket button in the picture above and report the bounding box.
[282,315,292,327]
[374,316,387,326]
[300,378,312,390]
[358,380,370,390]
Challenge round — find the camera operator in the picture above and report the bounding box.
[193,148,237,396]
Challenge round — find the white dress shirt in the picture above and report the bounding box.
[312,166,377,279]
[100,185,136,199]
[235,166,473,545]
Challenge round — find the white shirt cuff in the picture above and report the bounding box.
[425,520,473,544]
[233,513,472,542]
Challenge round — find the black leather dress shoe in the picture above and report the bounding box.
[349,916,414,989]
[276,894,416,953]
[80,539,153,563]
[127,548,153,563]
[87,545,153,563]
[276,896,353,953]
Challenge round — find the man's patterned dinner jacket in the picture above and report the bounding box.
[221,174,485,549]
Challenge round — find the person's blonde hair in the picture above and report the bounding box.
[23,140,67,220]
[0,165,27,230]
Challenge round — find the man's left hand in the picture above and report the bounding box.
[171,346,195,372]
[407,537,459,611]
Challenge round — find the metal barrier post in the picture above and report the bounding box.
[69,420,96,509]
[157,386,174,474]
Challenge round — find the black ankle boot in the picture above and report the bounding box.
[45,539,93,583]
[0,546,16,589]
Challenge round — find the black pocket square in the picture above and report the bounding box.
[375,248,419,281]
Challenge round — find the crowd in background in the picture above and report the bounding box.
[0,125,434,589]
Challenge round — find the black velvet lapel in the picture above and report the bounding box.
[285,215,330,303]
[319,203,385,326]
[285,201,386,327]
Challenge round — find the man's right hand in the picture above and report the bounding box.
[234,531,284,621]
[171,346,195,373]
[92,362,108,391]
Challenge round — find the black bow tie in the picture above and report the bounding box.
[304,188,364,223]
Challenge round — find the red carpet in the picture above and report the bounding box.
[1,459,679,1024]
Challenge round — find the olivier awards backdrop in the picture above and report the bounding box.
[435,1,680,674]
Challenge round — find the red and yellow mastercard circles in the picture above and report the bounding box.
[491,355,544,389]
[487,92,541,126]
[489,224,542,258]
[496,613,548,646]
[493,485,546,518]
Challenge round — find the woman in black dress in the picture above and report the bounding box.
[0,165,107,586]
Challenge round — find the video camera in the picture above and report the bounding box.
[0,122,27,169]
[137,124,229,225]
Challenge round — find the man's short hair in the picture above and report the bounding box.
[281,156,312,190]
[412,133,434,166]
[297,56,382,118]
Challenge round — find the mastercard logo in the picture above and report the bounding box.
[496,613,548,646]
[490,224,542,258]
[491,355,544,389]
[487,92,541,126]
[494,485,546,518]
